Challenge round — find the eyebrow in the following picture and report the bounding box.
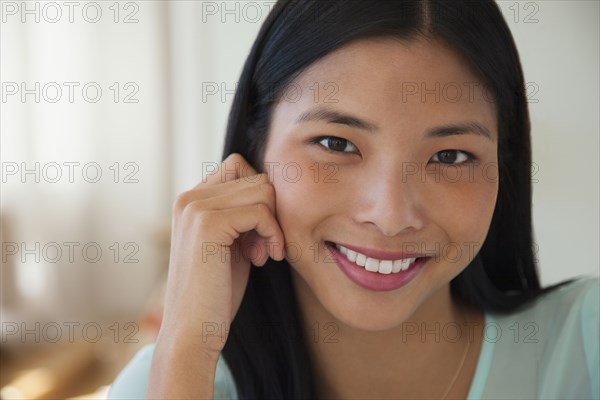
[425,122,494,142]
[295,107,379,132]
[295,106,494,142]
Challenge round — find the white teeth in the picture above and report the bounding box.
[379,260,393,274]
[334,243,418,274]
[346,249,358,262]
[355,253,367,267]
[400,258,412,271]
[365,257,379,272]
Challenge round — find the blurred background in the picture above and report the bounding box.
[1,1,598,398]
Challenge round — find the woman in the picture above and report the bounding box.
[109,0,599,398]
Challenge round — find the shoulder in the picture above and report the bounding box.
[532,275,598,313]
[107,343,239,399]
[505,275,598,339]
[480,276,599,399]
[491,275,598,339]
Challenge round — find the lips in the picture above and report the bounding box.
[328,241,428,261]
[325,241,430,292]
[333,242,425,274]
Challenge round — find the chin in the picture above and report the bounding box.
[337,312,413,332]
[323,290,424,333]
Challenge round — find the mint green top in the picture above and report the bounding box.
[108,276,599,399]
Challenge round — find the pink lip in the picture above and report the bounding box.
[333,242,428,260]
[326,242,428,292]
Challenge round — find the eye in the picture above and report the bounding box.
[430,150,475,164]
[311,136,359,154]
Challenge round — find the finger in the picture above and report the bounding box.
[194,182,276,214]
[174,178,275,217]
[240,231,267,267]
[204,204,286,261]
[191,173,269,201]
[200,153,259,188]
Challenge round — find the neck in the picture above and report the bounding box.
[291,270,483,399]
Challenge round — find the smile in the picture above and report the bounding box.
[325,241,430,292]
[334,243,417,274]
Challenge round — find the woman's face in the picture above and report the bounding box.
[262,38,498,331]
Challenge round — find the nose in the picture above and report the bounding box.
[353,163,425,237]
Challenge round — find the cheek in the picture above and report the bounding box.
[269,166,332,241]
[272,180,305,233]
[411,166,499,266]
[269,153,347,206]
[431,177,499,249]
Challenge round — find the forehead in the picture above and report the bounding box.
[275,37,497,136]
[297,37,480,81]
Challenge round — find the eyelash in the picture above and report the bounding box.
[310,135,478,164]
[310,136,360,155]
[430,149,477,164]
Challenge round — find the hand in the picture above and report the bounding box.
[157,153,286,357]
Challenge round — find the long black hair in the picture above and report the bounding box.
[219,1,575,398]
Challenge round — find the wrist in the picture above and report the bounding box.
[154,330,223,365]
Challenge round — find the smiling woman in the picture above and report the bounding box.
[108,0,598,399]
[263,37,499,334]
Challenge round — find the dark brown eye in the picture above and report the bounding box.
[316,136,358,154]
[327,137,347,151]
[431,150,471,164]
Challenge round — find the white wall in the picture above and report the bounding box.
[1,1,175,319]
[497,0,599,285]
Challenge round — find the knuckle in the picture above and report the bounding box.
[255,202,269,213]
[191,208,214,230]
[173,191,194,212]
[176,199,211,224]
[186,199,208,215]
[226,152,244,165]
[243,172,267,185]
[258,182,275,196]
[257,173,270,184]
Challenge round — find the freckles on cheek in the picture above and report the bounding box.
[272,175,336,228]
[461,184,498,241]
[272,179,311,225]
[434,180,498,242]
